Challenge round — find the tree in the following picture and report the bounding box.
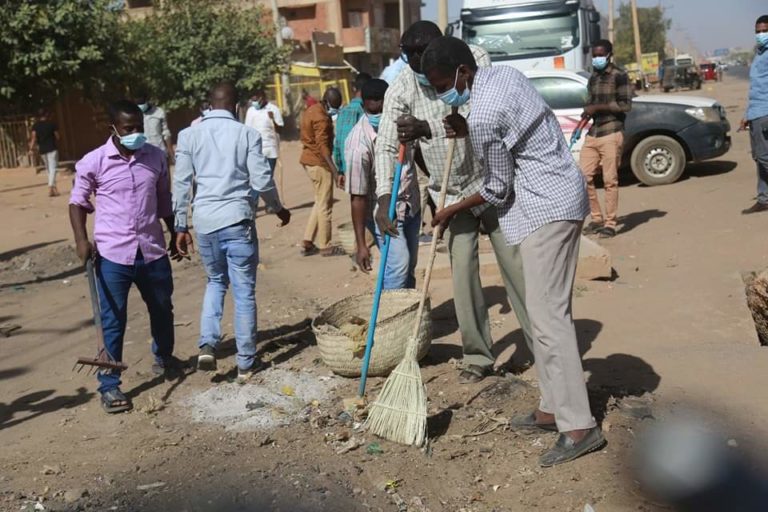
[613,3,671,65]
[124,0,289,110]
[0,0,123,111]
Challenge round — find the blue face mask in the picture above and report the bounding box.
[137,103,149,113]
[366,113,381,131]
[757,32,768,48]
[113,126,147,151]
[437,68,470,108]
[414,72,431,87]
[592,56,609,71]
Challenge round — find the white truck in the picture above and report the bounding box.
[452,0,602,72]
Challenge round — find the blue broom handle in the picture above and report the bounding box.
[358,144,406,397]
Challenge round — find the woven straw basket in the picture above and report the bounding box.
[312,289,432,377]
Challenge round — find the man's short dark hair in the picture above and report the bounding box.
[401,20,443,48]
[324,87,342,108]
[353,72,372,92]
[757,15,768,25]
[108,100,142,123]
[361,79,388,101]
[421,36,478,77]
[593,39,613,53]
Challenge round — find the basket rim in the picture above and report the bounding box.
[311,289,429,332]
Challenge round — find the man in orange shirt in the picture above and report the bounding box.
[300,88,344,256]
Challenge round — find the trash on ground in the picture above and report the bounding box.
[366,442,384,455]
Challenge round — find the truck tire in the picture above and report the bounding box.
[630,135,686,186]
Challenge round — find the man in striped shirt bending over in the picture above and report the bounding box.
[345,79,420,288]
[422,36,604,468]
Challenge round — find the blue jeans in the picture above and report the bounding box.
[197,221,259,370]
[96,253,174,394]
[375,212,421,289]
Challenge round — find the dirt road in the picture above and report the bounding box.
[2,70,767,511]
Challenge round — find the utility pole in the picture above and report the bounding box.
[438,0,448,33]
[269,0,291,116]
[399,0,406,35]
[630,0,643,65]
[607,0,614,44]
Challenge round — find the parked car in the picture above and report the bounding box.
[525,70,731,186]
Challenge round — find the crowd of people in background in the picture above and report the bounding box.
[57,15,768,468]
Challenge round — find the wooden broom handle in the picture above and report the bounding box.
[410,130,457,341]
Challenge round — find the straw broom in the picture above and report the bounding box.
[366,135,457,446]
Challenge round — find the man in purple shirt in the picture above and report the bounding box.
[69,100,182,414]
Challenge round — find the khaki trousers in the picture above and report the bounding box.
[579,132,623,229]
[447,208,533,369]
[520,220,596,432]
[303,165,333,249]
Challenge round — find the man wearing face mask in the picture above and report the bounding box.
[740,15,768,214]
[245,89,284,175]
[69,100,183,414]
[422,36,601,468]
[345,79,420,286]
[579,40,632,238]
[133,91,174,164]
[299,87,345,256]
[375,20,533,384]
[333,73,372,185]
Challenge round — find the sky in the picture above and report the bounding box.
[421,0,766,55]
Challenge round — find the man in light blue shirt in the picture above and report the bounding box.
[173,81,291,381]
[740,14,768,214]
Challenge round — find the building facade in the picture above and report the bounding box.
[125,0,421,75]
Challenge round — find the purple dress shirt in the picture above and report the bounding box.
[69,137,172,266]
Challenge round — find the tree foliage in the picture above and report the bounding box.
[0,0,289,114]
[124,0,289,110]
[613,3,671,65]
[0,0,122,110]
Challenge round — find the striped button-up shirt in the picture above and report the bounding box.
[471,66,589,246]
[345,116,419,221]
[375,45,491,215]
[333,97,365,174]
[586,64,632,137]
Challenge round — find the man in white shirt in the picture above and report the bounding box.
[245,89,284,173]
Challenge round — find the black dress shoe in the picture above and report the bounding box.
[510,412,558,433]
[598,226,616,238]
[539,427,606,467]
[741,202,768,215]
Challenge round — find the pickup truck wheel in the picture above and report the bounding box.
[630,135,686,186]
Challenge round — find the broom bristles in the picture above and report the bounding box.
[366,349,427,447]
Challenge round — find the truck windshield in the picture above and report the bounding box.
[463,12,579,59]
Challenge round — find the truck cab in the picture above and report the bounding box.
[456,0,601,72]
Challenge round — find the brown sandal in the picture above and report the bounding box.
[320,246,346,257]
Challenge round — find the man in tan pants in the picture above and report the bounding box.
[580,39,632,238]
[299,88,344,256]
[423,36,603,467]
